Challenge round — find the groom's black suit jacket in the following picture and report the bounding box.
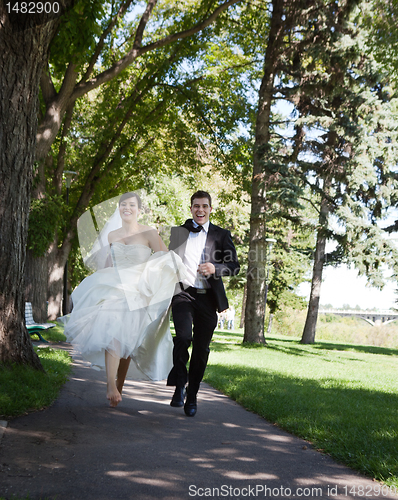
[169,221,240,312]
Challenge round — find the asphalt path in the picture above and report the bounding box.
[0,342,395,500]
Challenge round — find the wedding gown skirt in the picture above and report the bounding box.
[63,243,186,380]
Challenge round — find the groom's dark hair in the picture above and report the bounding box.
[191,190,212,207]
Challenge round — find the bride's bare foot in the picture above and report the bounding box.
[107,384,122,407]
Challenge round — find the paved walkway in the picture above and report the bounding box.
[0,343,395,500]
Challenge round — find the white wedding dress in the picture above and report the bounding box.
[63,242,186,380]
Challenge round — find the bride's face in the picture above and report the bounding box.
[119,196,140,222]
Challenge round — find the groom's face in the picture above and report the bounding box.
[190,197,212,226]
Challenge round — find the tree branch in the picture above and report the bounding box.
[72,0,242,100]
[65,98,166,248]
[58,62,78,104]
[133,0,158,50]
[40,62,57,106]
[80,0,136,83]
[54,101,76,193]
[36,62,78,160]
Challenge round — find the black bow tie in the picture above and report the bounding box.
[183,219,204,233]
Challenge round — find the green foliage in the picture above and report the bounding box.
[49,13,255,228]
[27,195,64,257]
[34,0,257,290]
[362,0,398,81]
[68,239,90,290]
[34,0,398,329]
[263,207,315,314]
[244,0,398,335]
[49,0,106,76]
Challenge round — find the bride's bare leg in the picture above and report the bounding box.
[116,357,131,394]
[105,350,122,407]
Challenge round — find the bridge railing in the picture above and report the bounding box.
[318,310,398,326]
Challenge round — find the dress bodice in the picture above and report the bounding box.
[110,242,152,269]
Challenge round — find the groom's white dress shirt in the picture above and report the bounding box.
[182,220,210,289]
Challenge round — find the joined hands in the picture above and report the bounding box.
[198,262,215,277]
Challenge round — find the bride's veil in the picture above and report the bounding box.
[77,196,122,271]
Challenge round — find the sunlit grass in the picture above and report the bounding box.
[28,322,67,343]
[0,344,71,419]
[271,308,398,348]
[205,331,398,487]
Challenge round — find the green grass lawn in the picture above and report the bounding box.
[0,324,70,419]
[205,329,398,488]
[2,323,397,489]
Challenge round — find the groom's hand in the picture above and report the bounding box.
[198,263,215,277]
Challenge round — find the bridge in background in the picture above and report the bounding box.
[319,309,398,326]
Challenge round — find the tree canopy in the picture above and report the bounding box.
[2,0,398,368]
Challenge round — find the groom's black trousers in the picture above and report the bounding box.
[167,286,218,395]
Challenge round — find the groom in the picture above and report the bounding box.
[167,190,240,416]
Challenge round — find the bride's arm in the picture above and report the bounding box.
[147,228,168,252]
[108,229,119,244]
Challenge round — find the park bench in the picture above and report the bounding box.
[25,302,54,343]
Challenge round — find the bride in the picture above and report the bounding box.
[63,192,187,407]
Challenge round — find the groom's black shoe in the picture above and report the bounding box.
[170,386,186,407]
[184,394,197,417]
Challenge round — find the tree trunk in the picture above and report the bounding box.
[267,313,273,334]
[243,0,284,343]
[47,244,68,320]
[25,241,69,321]
[300,231,327,344]
[244,193,268,343]
[0,7,67,367]
[239,283,247,329]
[301,180,332,344]
[25,250,49,323]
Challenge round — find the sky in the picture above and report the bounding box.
[298,265,397,312]
[297,228,398,312]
